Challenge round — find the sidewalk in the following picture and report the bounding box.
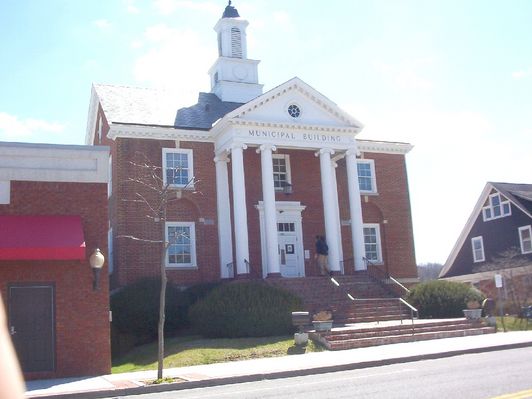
[26,330,532,398]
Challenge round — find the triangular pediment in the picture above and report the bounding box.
[219,77,363,131]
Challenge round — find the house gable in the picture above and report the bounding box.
[441,182,532,278]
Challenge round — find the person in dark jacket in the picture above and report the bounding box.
[315,235,329,276]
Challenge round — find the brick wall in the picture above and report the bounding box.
[0,181,110,379]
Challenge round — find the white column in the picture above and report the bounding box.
[331,161,344,273]
[257,144,281,276]
[214,154,233,278]
[317,148,341,273]
[230,143,250,276]
[346,147,366,271]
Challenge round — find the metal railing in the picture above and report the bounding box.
[226,259,251,278]
[364,257,411,296]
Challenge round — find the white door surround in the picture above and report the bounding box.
[256,201,306,278]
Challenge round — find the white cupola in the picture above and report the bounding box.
[208,1,263,103]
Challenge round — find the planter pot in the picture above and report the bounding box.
[312,320,333,331]
[463,309,482,320]
[294,332,308,346]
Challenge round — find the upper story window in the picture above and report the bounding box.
[166,222,196,268]
[162,148,194,188]
[231,27,242,58]
[471,236,485,263]
[273,154,291,191]
[357,159,377,194]
[108,227,114,275]
[482,193,511,221]
[363,223,382,264]
[97,116,103,143]
[108,155,112,198]
[519,225,532,254]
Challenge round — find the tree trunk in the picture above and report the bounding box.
[157,221,168,380]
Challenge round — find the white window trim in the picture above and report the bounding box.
[165,221,197,268]
[482,193,511,221]
[108,155,112,198]
[0,181,10,205]
[357,159,377,194]
[272,154,291,191]
[363,223,383,264]
[471,236,485,263]
[162,148,194,189]
[518,225,532,254]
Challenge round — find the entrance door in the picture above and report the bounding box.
[278,222,300,277]
[9,285,55,373]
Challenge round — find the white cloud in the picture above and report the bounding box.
[272,11,294,31]
[132,25,215,104]
[123,0,140,14]
[153,0,218,15]
[376,58,435,90]
[93,19,112,30]
[512,69,532,79]
[0,112,65,141]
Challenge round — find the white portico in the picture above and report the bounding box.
[210,77,367,278]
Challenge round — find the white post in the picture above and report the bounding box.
[214,154,233,278]
[257,144,281,276]
[331,161,344,273]
[230,143,250,276]
[346,148,366,271]
[317,148,341,274]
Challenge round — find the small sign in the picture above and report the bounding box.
[494,274,503,288]
[304,250,310,259]
[285,244,295,254]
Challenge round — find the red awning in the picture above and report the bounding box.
[0,215,86,260]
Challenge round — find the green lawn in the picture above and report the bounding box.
[112,335,323,374]
[496,316,531,332]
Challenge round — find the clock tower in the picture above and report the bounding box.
[208,1,263,103]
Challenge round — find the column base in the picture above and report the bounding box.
[266,272,282,278]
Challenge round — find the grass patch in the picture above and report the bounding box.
[112,335,323,374]
[496,316,531,332]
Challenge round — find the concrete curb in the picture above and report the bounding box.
[28,340,532,399]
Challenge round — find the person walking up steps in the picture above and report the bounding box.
[315,235,330,276]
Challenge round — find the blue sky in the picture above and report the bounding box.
[1,0,531,265]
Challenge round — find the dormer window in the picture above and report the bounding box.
[482,192,511,221]
[231,27,242,58]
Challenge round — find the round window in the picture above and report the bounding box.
[287,104,301,118]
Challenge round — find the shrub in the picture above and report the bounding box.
[110,278,183,341]
[189,281,302,338]
[176,282,222,327]
[405,280,485,318]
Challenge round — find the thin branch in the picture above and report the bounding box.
[117,235,164,244]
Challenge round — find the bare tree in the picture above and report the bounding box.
[119,153,197,380]
[417,263,443,282]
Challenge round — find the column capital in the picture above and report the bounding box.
[346,147,361,157]
[256,143,277,154]
[315,148,335,157]
[214,153,230,163]
[230,143,248,152]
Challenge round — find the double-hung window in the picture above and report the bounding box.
[519,225,532,254]
[363,223,382,263]
[162,148,194,188]
[471,236,485,263]
[273,154,291,191]
[357,160,377,194]
[482,193,511,221]
[166,222,196,268]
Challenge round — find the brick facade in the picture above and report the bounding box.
[0,178,110,379]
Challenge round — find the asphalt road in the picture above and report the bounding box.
[111,347,532,399]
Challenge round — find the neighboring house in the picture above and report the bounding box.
[0,142,111,380]
[86,2,418,290]
[440,182,532,304]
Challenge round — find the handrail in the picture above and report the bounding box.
[364,257,410,296]
[399,297,418,313]
[390,276,411,294]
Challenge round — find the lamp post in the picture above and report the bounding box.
[89,248,105,291]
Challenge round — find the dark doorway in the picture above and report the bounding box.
[8,285,55,373]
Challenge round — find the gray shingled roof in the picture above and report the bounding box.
[94,84,242,130]
[174,93,243,130]
[491,182,532,216]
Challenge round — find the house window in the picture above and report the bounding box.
[273,154,291,191]
[363,223,382,263]
[482,193,511,221]
[471,236,485,263]
[519,225,532,254]
[166,222,196,268]
[357,160,377,194]
[162,148,194,188]
[277,222,295,232]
